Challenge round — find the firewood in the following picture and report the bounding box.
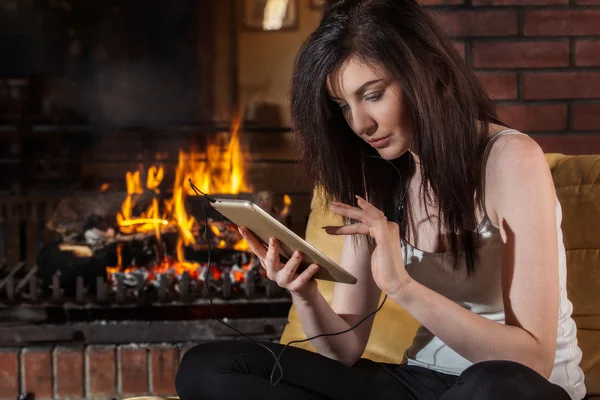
[46,191,160,242]
[36,244,111,296]
[46,192,126,241]
[58,244,93,258]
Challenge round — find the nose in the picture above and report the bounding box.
[349,107,377,137]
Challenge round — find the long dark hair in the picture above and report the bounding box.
[290,0,504,275]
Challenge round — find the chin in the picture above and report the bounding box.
[377,145,405,160]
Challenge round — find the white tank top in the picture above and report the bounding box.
[403,129,586,400]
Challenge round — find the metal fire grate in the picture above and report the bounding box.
[0,195,295,348]
[0,259,292,347]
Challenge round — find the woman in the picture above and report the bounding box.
[176,0,586,399]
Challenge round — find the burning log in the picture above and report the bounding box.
[57,244,93,258]
[46,190,165,244]
[36,243,111,297]
[46,192,127,242]
[253,191,292,224]
[192,220,248,250]
[36,126,295,302]
[37,229,167,295]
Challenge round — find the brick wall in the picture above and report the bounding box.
[423,0,600,154]
[0,344,197,400]
[1,3,599,400]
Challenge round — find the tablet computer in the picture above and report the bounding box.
[210,198,357,284]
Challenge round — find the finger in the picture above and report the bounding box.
[355,195,387,222]
[330,201,351,207]
[238,227,268,259]
[329,203,366,221]
[276,250,303,287]
[265,237,282,280]
[322,223,371,236]
[331,200,383,223]
[287,264,320,293]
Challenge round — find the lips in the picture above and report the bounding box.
[367,136,389,144]
[367,136,391,148]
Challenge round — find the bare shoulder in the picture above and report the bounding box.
[487,133,546,171]
[484,132,554,223]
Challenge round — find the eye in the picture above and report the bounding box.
[336,102,349,112]
[365,92,382,102]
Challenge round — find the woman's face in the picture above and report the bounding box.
[326,56,412,160]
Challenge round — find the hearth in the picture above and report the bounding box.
[0,124,306,399]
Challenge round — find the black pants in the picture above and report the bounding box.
[176,340,573,400]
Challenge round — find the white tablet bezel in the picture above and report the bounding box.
[209,198,357,284]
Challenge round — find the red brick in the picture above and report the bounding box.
[453,41,466,60]
[472,41,569,69]
[421,0,464,4]
[524,10,600,36]
[431,10,518,38]
[150,346,179,396]
[0,351,19,400]
[119,346,149,397]
[476,73,518,100]
[22,348,53,400]
[54,347,84,399]
[497,104,568,132]
[473,0,568,4]
[573,103,600,131]
[524,72,600,100]
[575,0,600,4]
[86,346,116,399]
[576,40,600,67]
[533,134,600,155]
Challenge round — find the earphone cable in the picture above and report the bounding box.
[188,150,409,385]
[189,180,284,381]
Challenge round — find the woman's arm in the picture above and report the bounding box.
[293,234,381,366]
[390,135,559,378]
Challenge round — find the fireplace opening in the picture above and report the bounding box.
[0,122,302,352]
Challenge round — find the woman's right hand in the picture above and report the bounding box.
[238,226,320,299]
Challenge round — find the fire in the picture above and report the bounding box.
[180,115,251,196]
[108,113,255,281]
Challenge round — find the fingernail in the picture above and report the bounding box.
[269,237,274,245]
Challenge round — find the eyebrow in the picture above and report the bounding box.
[329,79,383,101]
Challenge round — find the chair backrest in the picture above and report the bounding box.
[545,153,600,395]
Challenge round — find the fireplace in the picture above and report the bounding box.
[30,118,293,306]
[0,1,313,396]
[0,122,311,399]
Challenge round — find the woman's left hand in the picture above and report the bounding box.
[323,195,411,295]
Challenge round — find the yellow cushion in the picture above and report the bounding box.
[547,154,600,396]
[281,153,600,396]
[279,187,420,363]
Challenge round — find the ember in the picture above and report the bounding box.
[111,115,252,278]
[32,116,293,304]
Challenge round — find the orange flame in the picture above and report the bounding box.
[181,114,252,196]
[108,113,257,282]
